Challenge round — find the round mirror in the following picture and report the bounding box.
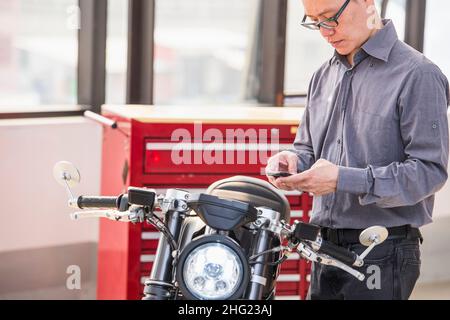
[53,161,81,188]
[359,226,388,246]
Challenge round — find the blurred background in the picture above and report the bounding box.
[1,0,449,299]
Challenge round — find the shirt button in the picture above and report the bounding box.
[432,124,438,129]
[325,205,330,211]
[346,70,352,75]
[337,139,341,144]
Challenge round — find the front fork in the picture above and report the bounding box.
[142,190,189,300]
[244,208,281,300]
[245,228,273,300]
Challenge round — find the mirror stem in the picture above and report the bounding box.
[358,236,380,261]
[63,179,78,208]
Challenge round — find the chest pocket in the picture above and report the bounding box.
[346,109,393,166]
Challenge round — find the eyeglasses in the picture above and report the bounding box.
[301,0,350,30]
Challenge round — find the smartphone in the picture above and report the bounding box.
[267,171,293,178]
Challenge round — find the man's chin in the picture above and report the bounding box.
[335,47,352,56]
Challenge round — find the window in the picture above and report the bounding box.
[383,0,406,41]
[284,0,334,96]
[105,0,128,104]
[424,0,450,80]
[153,0,259,105]
[0,0,78,110]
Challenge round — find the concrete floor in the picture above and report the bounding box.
[2,280,449,300]
[410,281,450,300]
[0,281,96,300]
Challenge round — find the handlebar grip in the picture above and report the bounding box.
[77,196,119,209]
[318,240,359,266]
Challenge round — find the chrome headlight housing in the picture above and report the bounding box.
[176,235,249,300]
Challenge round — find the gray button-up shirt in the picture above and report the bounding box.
[291,20,450,229]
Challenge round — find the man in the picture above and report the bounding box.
[266,0,450,299]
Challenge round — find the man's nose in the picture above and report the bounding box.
[320,27,335,38]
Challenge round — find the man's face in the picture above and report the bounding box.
[302,0,376,56]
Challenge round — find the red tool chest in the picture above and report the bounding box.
[97,105,312,300]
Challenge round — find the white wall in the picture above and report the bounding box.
[0,117,102,252]
[432,175,450,219]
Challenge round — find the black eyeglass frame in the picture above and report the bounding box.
[301,0,351,30]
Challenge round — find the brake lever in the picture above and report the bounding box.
[297,243,365,281]
[70,210,123,221]
[70,206,145,223]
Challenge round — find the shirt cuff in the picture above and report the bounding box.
[287,149,311,173]
[337,166,371,195]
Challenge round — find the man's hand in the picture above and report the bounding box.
[265,151,299,190]
[277,159,339,196]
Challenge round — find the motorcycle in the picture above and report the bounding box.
[53,161,388,300]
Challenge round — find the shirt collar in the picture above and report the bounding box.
[330,19,398,66]
[361,19,398,62]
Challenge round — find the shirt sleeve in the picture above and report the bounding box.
[337,64,450,208]
[289,79,316,173]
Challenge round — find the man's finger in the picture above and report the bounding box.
[273,179,285,189]
[287,156,298,174]
[267,176,277,185]
[281,184,295,191]
[275,180,295,191]
[266,159,287,172]
[277,173,305,184]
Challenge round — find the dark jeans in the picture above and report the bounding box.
[307,238,421,300]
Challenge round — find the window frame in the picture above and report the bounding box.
[254,0,288,106]
[126,0,155,105]
[78,0,108,114]
[404,0,426,52]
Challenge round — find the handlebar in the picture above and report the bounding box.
[317,239,359,266]
[67,189,369,279]
[77,196,119,209]
[291,221,361,267]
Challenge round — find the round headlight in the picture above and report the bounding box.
[177,235,249,300]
